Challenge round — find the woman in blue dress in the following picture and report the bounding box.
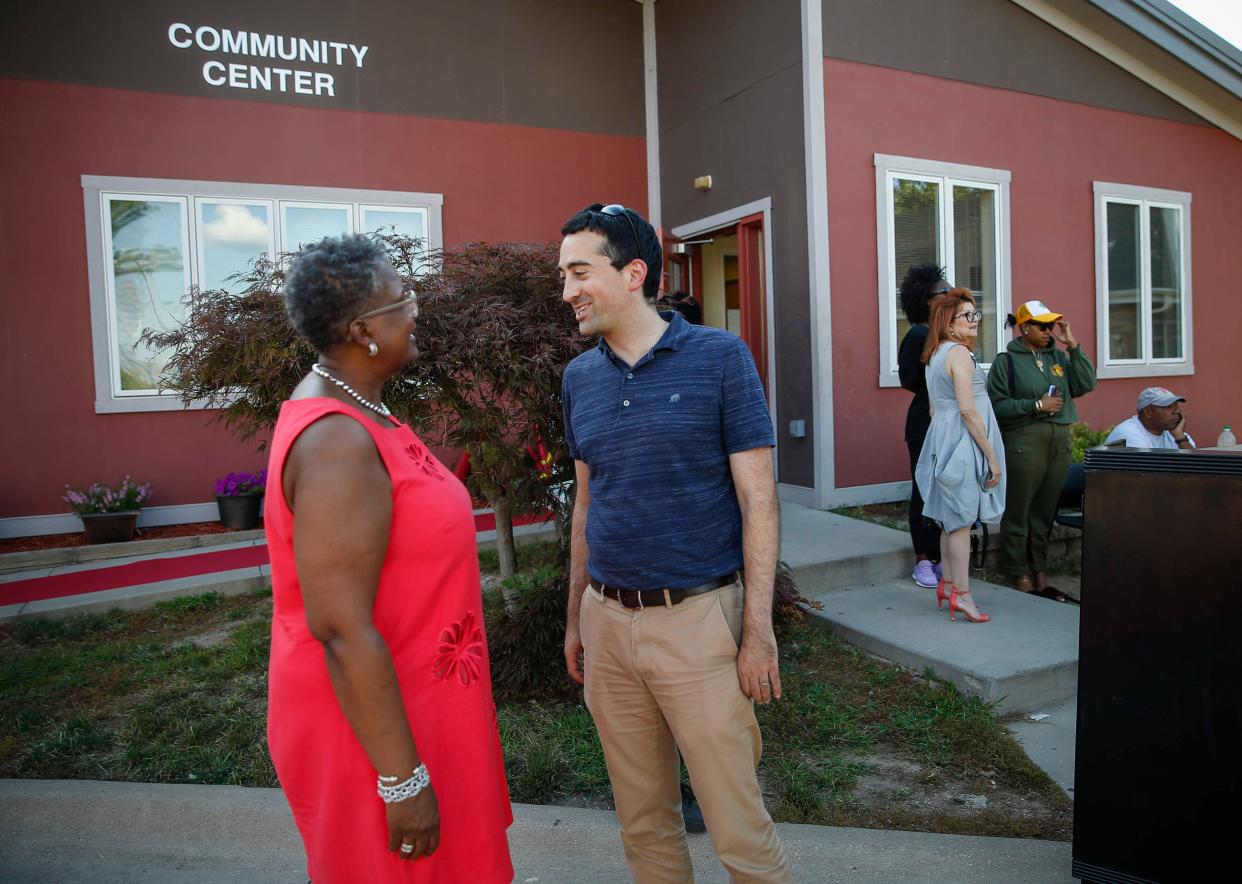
[914,290,1006,623]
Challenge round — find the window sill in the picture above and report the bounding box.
[1095,362,1194,380]
[94,395,222,414]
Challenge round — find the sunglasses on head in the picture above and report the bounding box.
[353,294,417,323]
[596,204,642,258]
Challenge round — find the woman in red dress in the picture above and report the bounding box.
[266,234,513,882]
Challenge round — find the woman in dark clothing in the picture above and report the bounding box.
[986,299,1096,602]
[898,264,952,588]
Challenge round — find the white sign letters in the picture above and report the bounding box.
[168,22,369,98]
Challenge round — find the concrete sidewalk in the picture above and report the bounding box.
[0,779,1074,883]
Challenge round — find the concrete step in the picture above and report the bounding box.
[780,507,912,595]
[805,579,1079,714]
[0,530,265,575]
[0,522,558,624]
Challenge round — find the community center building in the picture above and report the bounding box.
[3,0,1241,535]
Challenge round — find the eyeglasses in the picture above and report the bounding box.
[353,294,417,323]
[597,204,642,258]
[955,310,984,322]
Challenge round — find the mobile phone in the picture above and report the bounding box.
[1047,384,1060,398]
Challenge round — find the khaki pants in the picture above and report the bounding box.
[580,580,791,883]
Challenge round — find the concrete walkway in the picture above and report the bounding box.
[0,780,1074,883]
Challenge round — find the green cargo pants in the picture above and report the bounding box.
[997,420,1071,576]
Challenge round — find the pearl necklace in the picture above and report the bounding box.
[311,363,391,418]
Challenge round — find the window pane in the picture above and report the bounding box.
[893,178,940,348]
[953,185,997,362]
[107,197,189,392]
[1106,202,1142,360]
[361,207,426,242]
[199,202,272,293]
[282,204,350,250]
[1149,206,1182,359]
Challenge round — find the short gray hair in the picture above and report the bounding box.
[284,234,390,352]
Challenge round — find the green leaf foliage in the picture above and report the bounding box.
[1070,421,1113,463]
[487,564,582,704]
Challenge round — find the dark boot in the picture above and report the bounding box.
[681,782,706,834]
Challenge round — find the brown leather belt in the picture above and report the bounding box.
[595,572,738,609]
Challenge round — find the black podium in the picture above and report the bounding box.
[1073,446,1242,883]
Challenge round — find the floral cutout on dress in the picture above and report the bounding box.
[432,610,484,686]
[404,443,445,481]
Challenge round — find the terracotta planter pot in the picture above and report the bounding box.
[217,494,263,530]
[80,510,140,544]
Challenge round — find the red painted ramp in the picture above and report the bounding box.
[1,546,270,606]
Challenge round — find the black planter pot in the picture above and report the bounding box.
[216,494,263,530]
[80,510,140,544]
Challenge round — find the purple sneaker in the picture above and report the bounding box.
[912,560,937,588]
[933,561,943,580]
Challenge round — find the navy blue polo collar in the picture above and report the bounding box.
[596,311,693,365]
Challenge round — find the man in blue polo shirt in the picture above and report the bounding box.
[560,203,790,881]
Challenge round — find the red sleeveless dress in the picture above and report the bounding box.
[265,398,513,883]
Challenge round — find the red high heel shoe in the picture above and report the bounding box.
[936,578,950,610]
[949,587,990,623]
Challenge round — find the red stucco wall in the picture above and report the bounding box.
[0,79,646,520]
[825,58,1242,489]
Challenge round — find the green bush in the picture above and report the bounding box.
[484,554,818,700]
[486,564,581,704]
[1070,421,1113,463]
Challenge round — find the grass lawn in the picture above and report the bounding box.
[0,545,1071,839]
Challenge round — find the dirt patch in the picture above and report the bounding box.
[841,752,1069,835]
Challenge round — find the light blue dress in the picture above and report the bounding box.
[915,341,1007,532]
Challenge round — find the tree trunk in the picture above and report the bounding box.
[492,495,518,602]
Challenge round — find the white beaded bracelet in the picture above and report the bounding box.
[377,763,431,804]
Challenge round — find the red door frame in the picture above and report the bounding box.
[735,212,768,393]
[663,215,768,395]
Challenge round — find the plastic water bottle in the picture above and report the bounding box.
[1218,425,1237,448]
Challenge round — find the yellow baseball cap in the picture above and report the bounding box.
[1015,300,1063,325]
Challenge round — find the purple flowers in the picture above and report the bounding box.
[63,477,152,515]
[215,469,267,497]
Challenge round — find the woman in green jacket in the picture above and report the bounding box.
[986,300,1096,602]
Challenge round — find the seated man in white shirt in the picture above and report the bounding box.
[1105,387,1196,450]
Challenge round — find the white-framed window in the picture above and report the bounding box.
[874,154,1011,387]
[1093,182,1193,379]
[82,176,443,413]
